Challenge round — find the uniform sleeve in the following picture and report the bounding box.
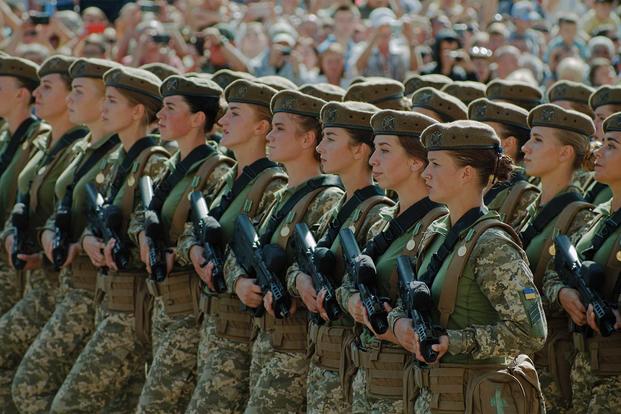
[286,186,344,296]
[508,187,540,230]
[542,209,598,310]
[446,229,547,358]
[126,153,170,246]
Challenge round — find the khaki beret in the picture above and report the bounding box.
[0,56,39,84]
[160,75,222,98]
[527,104,594,136]
[211,69,254,90]
[225,79,278,108]
[140,63,180,81]
[349,76,389,86]
[442,81,486,105]
[589,85,621,110]
[422,120,501,151]
[320,101,379,132]
[468,98,529,131]
[603,112,621,133]
[38,55,76,78]
[547,80,594,105]
[344,79,405,108]
[486,80,542,110]
[371,109,437,138]
[411,87,468,121]
[69,58,119,80]
[404,74,452,95]
[270,90,326,118]
[103,67,162,102]
[298,83,345,102]
[257,75,297,91]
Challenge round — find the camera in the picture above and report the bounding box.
[29,11,50,25]
[152,34,171,44]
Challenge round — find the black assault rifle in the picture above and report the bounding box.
[139,176,167,282]
[51,194,71,270]
[10,195,29,270]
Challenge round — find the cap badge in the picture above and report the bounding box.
[282,96,296,111]
[429,130,442,147]
[325,107,337,123]
[382,115,395,131]
[541,107,555,122]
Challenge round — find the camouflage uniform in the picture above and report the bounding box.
[11,133,120,413]
[0,118,50,316]
[0,126,87,411]
[225,179,344,413]
[50,140,169,414]
[517,186,595,414]
[183,163,286,414]
[485,167,540,229]
[389,210,547,413]
[294,191,391,414]
[134,148,232,414]
[543,200,621,414]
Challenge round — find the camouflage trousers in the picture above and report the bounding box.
[571,351,621,413]
[186,315,252,414]
[11,283,96,414]
[414,388,431,413]
[538,365,573,414]
[50,311,147,414]
[306,361,351,414]
[0,270,57,413]
[136,298,199,414]
[351,369,403,414]
[0,263,23,316]
[244,330,308,413]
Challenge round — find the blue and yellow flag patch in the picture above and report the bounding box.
[523,287,538,300]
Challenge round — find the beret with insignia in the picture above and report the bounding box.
[548,80,594,105]
[589,85,621,110]
[140,62,180,81]
[211,69,254,90]
[38,55,76,78]
[225,79,278,108]
[442,81,486,105]
[103,67,162,102]
[320,101,379,134]
[160,75,222,99]
[404,73,452,96]
[298,83,345,102]
[422,120,501,151]
[527,103,594,137]
[371,109,437,138]
[486,79,543,110]
[257,75,297,91]
[603,112,621,133]
[411,87,468,121]
[0,55,39,84]
[344,79,406,110]
[69,58,119,80]
[468,98,529,131]
[271,90,326,118]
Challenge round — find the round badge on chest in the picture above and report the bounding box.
[406,239,416,251]
[457,245,467,257]
[548,244,556,256]
[280,226,290,237]
[95,173,105,184]
[127,175,136,187]
[617,250,621,262]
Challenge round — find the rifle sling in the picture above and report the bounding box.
[419,207,487,287]
[211,157,278,221]
[582,207,621,261]
[259,175,343,245]
[108,136,159,204]
[318,185,385,249]
[149,144,215,213]
[519,192,584,248]
[0,116,38,173]
[585,182,608,204]
[364,197,441,260]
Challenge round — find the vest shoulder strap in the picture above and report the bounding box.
[275,186,328,249]
[438,219,521,328]
[244,168,288,219]
[498,180,539,224]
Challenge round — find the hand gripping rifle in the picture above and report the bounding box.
[10,194,29,270]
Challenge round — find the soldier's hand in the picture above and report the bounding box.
[363,302,397,343]
[427,335,449,363]
[103,238,119,272]
[295,272,319,313]
[82,235,106,267]
[235,277,263,308]
[587,304,621,334]
[394,317,417,353]
[190,245,216,289]
[559,287,587,326]
[4,234,14,263]
[165,249,175,275]
[347,293,365,323]
[63,242,82,267]
[138,231,149,267]
[17,253,43,270]
[316,288,329,321]
[41,230,54,262]
[264,291,297,317]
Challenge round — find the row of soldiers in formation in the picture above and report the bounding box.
[0,51,618,414]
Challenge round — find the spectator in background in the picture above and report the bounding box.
[312,42,350,87]
[556,56,588,82]
[487,22,509,53]
[493,45,521,79]
[509,1,544,56]
[250,24,307,84]
[544,14,589,64]
[420,29,477,80]
[589,57,618,86]
[589,35,616,60]
[318,5,359,68]
[237,22,269,60]
[579,0,621,37]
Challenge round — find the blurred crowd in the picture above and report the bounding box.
[1,0,621,90]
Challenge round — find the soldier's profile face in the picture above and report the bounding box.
[33,73,70,121]
[219,103,259,149]
[157,95,194,141]
[266,112,305,163]
[522,126,565,177]
[423,150,463,204]
[594,132,621,184]
[0,76,22,117]
[67,78,104,126]
[369,134,412,191]
[316,127,357,174]
[102,86,135,133]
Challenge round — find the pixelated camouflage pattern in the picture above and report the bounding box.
[351,369,402,414]
[307,361,351,414]
[538,366,572,414]
[185,316,251,414]
[0,263,22,316]
[571,351,621,413]
[136,298,199,414]
[485,179,540,229]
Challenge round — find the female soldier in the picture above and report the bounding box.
[468,98,540,229]
[292,102,393,413]
[518,104,596,414]
[0,55,48,316]
[410,87,467,122]
[12,57,121,413]
[0,55,88,411]
[543,112,621,413]
[227,90,343,412]
[393,120,546,413]
[133,75,234,412]
[338,110,447,413]
[50,66,170,414]
[183,79,287,413]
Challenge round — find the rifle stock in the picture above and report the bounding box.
[139,176,167,282]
